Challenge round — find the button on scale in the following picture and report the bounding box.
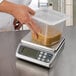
[37,57,41,60]
[46,59,50,63]
[41,59,45,62]
[44,53,47,55]
[38,52,52,62]
[39,54,42,57]
[43,56,46,58]
[40,51,44,54]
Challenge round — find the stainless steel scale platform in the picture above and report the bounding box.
[16,32,65,68]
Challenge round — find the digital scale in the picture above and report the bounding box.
[16,8,68,68]
[16,32,65,68]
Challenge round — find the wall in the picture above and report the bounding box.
[73,0,76,26]
[48,0,73,26]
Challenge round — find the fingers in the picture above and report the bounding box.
[13,5,41,35]
[22,13,41,37]
[30,19,41,33]
[27,23,38,38]
[15,23,22,30]
[27,6,35,15]
[13,16,41,38]
[27,19,41,38]
[13,18,22,30]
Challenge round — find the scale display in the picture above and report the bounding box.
[18,46,40,59]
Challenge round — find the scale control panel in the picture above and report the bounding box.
[18,45,53,63]
[37,51,53,63]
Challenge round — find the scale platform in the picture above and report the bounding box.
[16,32,65,68]
[21,32,65,52]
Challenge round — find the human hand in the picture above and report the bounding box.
[13,18,41,38]
[0,0,41,37]
[12,5,41,37]
[13,18,22,30]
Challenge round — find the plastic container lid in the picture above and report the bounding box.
[32,8,69,25]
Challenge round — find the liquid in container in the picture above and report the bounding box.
[32,8,68,46]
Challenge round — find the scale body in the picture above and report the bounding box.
[16,8,68,68]
[16,32,65,68]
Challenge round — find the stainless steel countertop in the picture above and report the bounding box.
[0,26,76,76]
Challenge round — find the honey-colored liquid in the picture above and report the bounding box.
[32,26,62,46]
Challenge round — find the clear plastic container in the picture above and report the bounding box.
[32,8,68,46]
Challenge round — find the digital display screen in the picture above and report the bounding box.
[19,46,40,59]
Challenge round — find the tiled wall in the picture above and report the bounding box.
[65,0,73,26]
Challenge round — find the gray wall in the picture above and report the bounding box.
[48,0,65,12]
[48,0,58,10]
[49,0,76,26]
[73,0,76,26]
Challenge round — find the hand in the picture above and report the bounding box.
[13,18,41,38]
[12,5,41,37]
[13,18,22,30]
[0,0,41,37]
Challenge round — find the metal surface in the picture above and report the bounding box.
[21,32,65,52]
[0,26,76,76]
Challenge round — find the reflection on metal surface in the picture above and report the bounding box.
[16,59,49,76]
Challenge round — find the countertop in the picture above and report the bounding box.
[0,26,76,76]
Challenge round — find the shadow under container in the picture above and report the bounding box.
[32,8,68,46]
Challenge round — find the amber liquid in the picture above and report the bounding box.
[32,26,62,46]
